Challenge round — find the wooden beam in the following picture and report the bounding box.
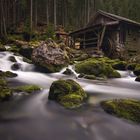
[99,26,106,47]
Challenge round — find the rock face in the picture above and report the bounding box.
[32,39,69,73]
[48,79,87,109]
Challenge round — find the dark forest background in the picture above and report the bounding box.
[0,0,140,39]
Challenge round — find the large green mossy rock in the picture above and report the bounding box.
[101,99,140,123]
[134,65,140,76]
[75,58,121,79]
[48,79,87,109]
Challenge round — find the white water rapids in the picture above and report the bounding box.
[0,51,140,140]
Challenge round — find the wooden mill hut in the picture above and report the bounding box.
[69,10,140,57]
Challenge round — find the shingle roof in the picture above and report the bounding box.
[87,10,140,27]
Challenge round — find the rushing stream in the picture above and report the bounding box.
[0,51,140,140]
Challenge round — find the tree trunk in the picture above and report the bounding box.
[54,0,57,29]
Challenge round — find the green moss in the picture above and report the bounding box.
[23,57,32,64]
[58,94,84,109]
[0,77,7,87]
[7,45,20,53]
[101,99,140,123]
[0,88,12,101]
[13,85,41,93]
[108,70,121,78]
[75,58,121,78]
[5,71,18,78]
[0,43,6,51]
[48,79,87,109]
[73,54,90,61]
[0,71,18,78]
[134,64,140,76]
[0,77,13,100]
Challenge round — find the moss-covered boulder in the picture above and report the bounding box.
[134,65,140,76]
[48,79,87,109]
[0,71,18,78]
[135,76,140,82]
[0,77,12,101]
[101,99,140,123]
[13,85,41,93]
[75,58,121,79]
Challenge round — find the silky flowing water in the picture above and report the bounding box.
[0,51,140,140]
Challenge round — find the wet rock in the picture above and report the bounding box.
[127,63,137,71]
[32,39,69,73]
[134,65,140,76]
[8,56,17,62]
[135,76,140,82]
[63,68,74,75]
[7,45,20,53]
[48,79,87,109]
[112,61,127,71]
[19,45,33,59]
[101,99,140,123]
[11,63,21,71]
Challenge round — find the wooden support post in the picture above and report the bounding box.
[99,26,106,47]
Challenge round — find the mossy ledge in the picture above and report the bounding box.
[48,79,87,109]
[101,99,140,123]
[13,85,41,93]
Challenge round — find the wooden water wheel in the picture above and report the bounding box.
[102,38,116,57]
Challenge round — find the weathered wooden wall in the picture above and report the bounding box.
[125,28,140,56]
